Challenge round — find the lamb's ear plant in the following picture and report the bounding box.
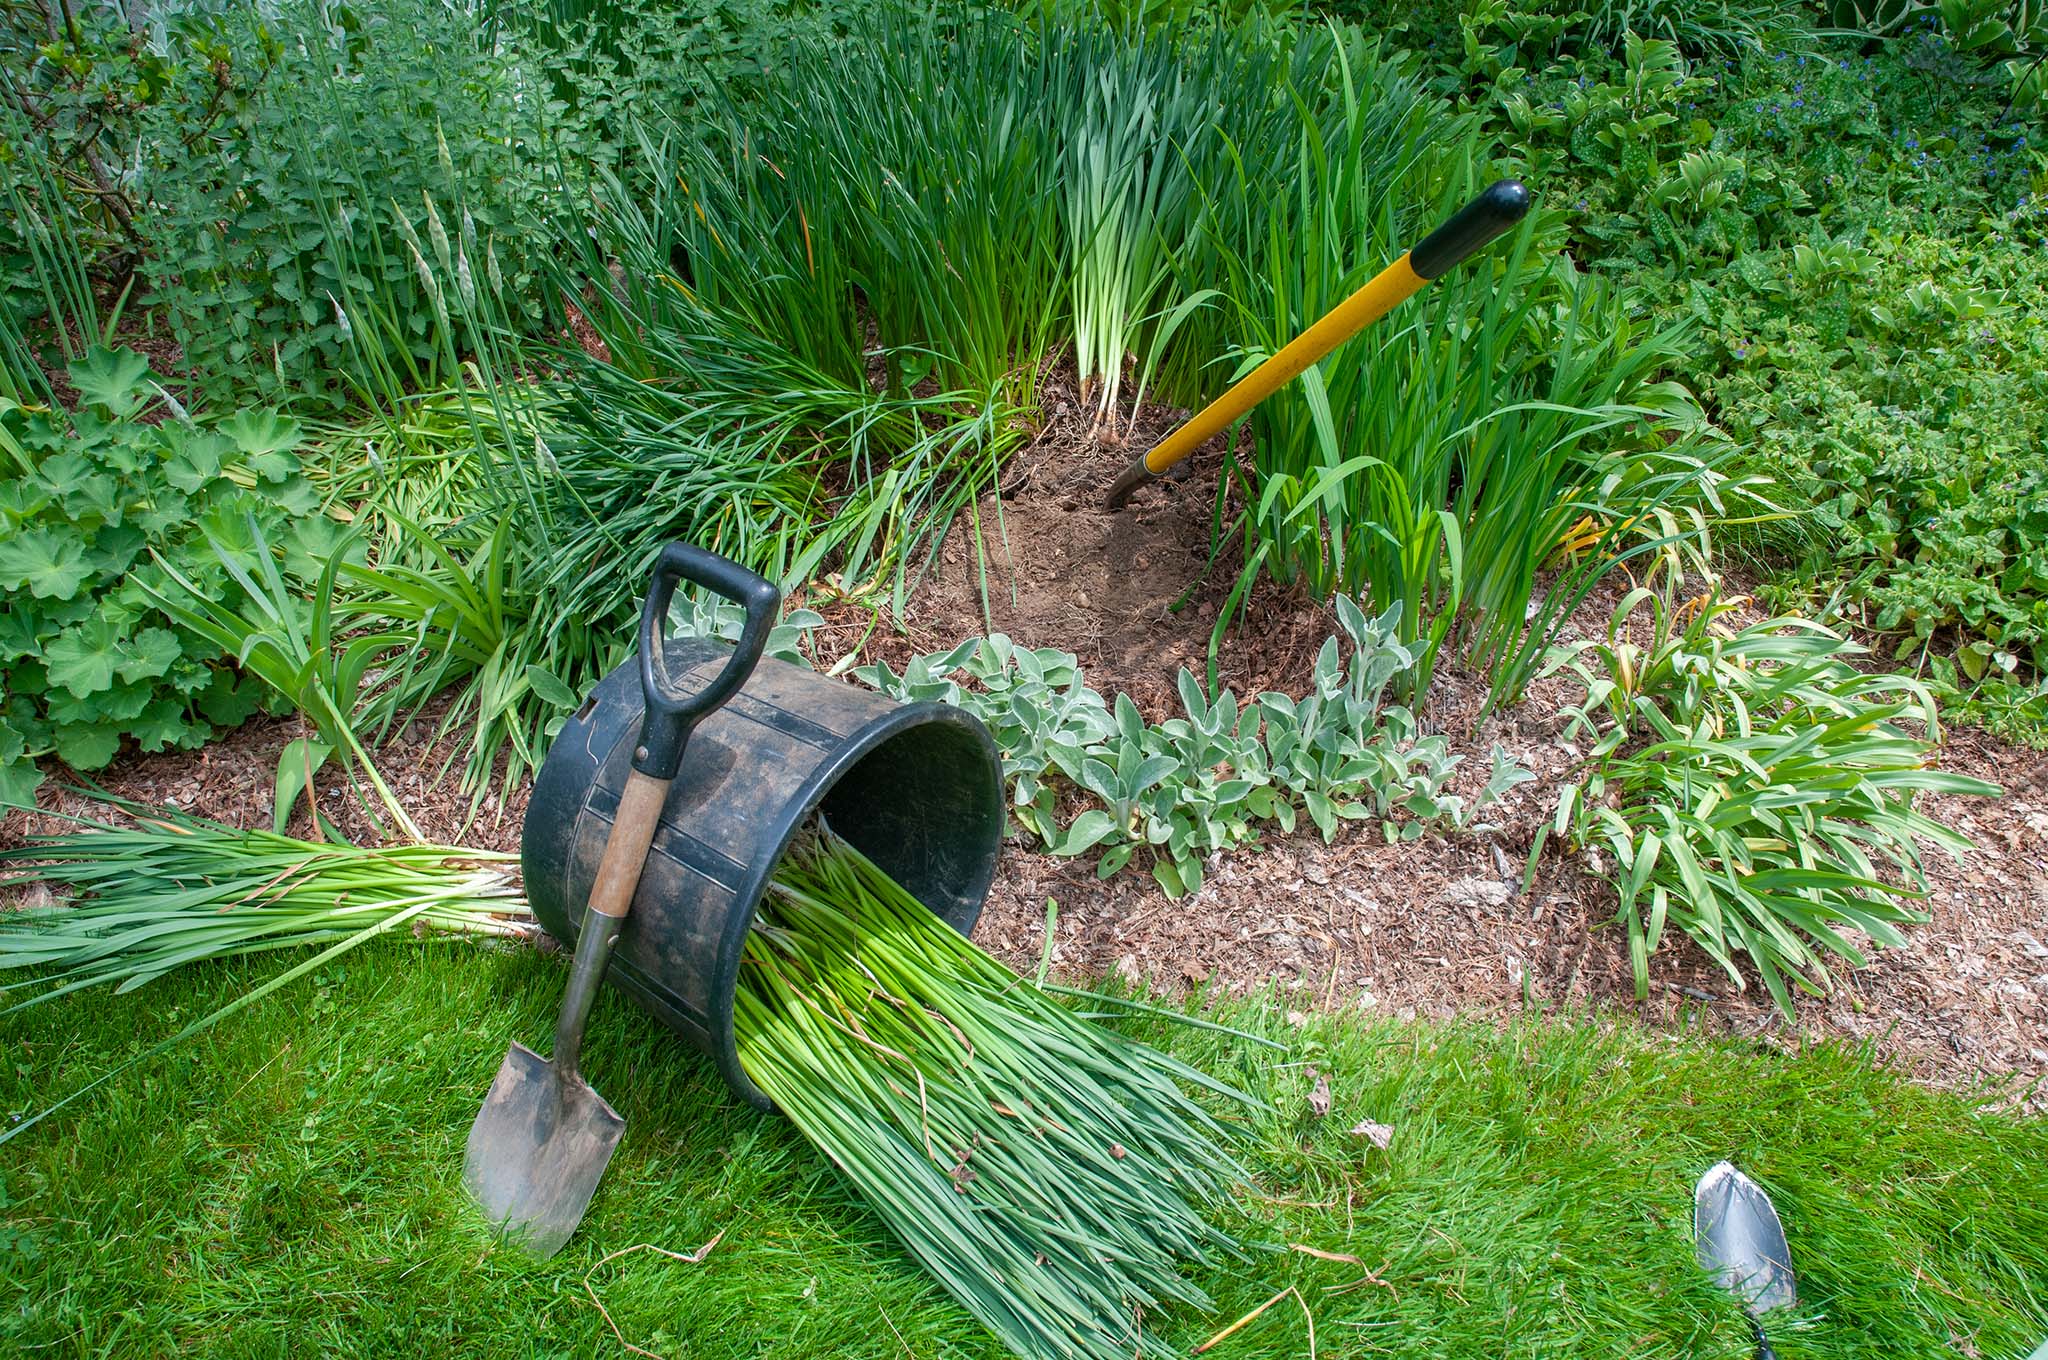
[861,605,1528,897]
[1542,584,1999,1013]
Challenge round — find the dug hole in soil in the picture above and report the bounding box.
[8,372,2047,1114]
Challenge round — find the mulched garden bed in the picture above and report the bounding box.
[7,377,2044,1112]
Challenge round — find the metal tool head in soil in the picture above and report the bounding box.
[464,543,779,1257]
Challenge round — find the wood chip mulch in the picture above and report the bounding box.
[6,373,2043,1113]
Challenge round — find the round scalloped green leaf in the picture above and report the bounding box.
[44,680,153,727]
[0,756,42,811]
[218,408,304,461]
[66,346,153,419]
[43,617,124,699]
[116,627,183,685]
[129,698,209,754]
[51,722,120,770]
[196,670,265,728]
[0,528,93,600]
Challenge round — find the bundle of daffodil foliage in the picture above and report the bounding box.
[0,811,527,1009]
[738,828,1254,1360]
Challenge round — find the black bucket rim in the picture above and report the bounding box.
[609,697,1003,1112]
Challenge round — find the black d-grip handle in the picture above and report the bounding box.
[632,543,781,779]
[1408,179,1531,281]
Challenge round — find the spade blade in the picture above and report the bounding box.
[463,1041,625,1259]
[1694,1160,1796,1316]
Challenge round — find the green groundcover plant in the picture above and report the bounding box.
[860,600,1531,898]
[1468,23,2048,714]
[0,347,339,808]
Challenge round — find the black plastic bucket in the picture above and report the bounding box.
[522,634,1006,1111]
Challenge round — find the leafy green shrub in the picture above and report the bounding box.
[0,0,254,357]
[1494,34,1861,271]
[1480,29,2048,695]
[508,0,856,159]
[1829,0,2048,111]
[131,0,553,405]
[1699,225,2048,667]
[1690,47,2048,675]
[0,348,325,807]
[3,0,849,408]
[1339,0,1816,62]
[1542,586,1997,1012]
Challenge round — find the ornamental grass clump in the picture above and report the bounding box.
[737,828,1252,1360]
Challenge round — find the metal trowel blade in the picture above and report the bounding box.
[1694,1160,1797,1316]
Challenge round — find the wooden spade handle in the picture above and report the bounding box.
[548,768,670,1084]
[587,768,672,920]
[545,543,775,1088]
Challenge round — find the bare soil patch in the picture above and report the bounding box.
[6,381,2044,1111]
[804,370,1337,717]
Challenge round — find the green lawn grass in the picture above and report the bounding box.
[1,941,2043,1358]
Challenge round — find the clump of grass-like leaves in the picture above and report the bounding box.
[1203,39,1743,708]
[1048,16,1324,424]
[737,828,1253,1360]
[0,811,527,1007]
[1542,585,1999,1013]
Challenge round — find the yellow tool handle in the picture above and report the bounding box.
[1105,179,1530,510]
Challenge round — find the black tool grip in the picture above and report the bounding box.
[633,543,781,779]
[1408,179,1531,280]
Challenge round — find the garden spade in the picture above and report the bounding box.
[464,543,779,1257]
[1694,1161,1798,1360]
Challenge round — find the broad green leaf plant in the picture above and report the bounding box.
[858,599,1528,897]
[0,348,319,810]
[1540,584,1997,1013]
